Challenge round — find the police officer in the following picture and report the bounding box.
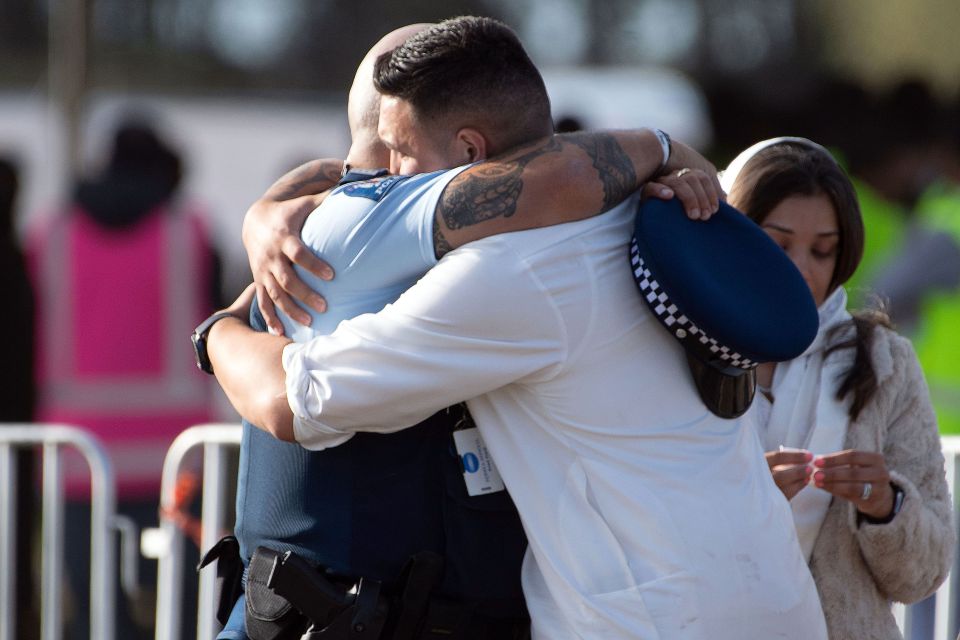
[200,24,529,640]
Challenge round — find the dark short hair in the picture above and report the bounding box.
[728,142,863,294]
[373,16,552,155]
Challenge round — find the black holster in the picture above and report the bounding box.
[197,535,245,627]
[246,546,391,640]
[245,547,313,640]
[243,547,524,640]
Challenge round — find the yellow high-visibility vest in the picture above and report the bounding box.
[846,178,906,309]
[914,182,960,434]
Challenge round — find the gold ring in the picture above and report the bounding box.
[676,168,692,177]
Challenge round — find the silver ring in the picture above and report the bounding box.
[860,482,872,501]
[676,168,692,177]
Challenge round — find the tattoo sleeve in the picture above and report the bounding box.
[433,216,453,258]
[436,137,563,237]
[565,132,638,212]
[433,133,638,258]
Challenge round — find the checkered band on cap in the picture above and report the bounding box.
[630,237,756,370]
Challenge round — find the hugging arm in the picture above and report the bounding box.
[432,129,722,257]
[211,131,719,441]
[206,285,294,440]
[242,158,343,334]
[244,130,721,314]
[209,247,558,444]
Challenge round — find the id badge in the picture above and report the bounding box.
[452,428,505,496]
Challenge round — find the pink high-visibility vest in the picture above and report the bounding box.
[29,205,215,498]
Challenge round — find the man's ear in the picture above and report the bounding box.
[456,127,488,163]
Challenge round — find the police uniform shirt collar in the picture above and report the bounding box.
[338,167,390,186]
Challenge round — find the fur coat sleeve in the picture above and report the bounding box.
[809,328,955,639]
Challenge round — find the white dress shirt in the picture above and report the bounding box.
[283,183,827,639]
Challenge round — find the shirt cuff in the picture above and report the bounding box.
[282,341,354,451]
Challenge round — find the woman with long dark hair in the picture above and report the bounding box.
[722,137,954,639]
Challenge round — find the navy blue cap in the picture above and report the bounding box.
[630,197,818,418]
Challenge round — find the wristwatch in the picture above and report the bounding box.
[191,311,239,375]
[859,483,905,526]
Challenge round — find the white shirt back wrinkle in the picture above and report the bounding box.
[499,244,570,385]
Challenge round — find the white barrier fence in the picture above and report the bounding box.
[2,425,960,640]
[0,422,240,640]
[152,423,242,640]
[0,424,118,640]
[927,435,960,640]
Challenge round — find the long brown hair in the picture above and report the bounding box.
[729,141,889,420]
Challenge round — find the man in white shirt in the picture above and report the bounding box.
[203,17,827,640]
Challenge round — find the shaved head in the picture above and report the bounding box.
[346,24,432,168]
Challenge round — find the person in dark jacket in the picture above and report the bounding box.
[0,154,39,640]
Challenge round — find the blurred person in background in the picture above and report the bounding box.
[25,117,222,639]
[834,83,923,308]
[869,83,960,438]
[0,154,40,640]
[723,137,954,640]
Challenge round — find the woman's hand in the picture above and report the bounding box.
[764,449,814,501]
[812,450,895,520]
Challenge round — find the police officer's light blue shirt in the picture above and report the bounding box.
[224,166,529,640]
[235,166,475,572]
[277,169,456,341]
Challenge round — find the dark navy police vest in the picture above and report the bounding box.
[233,169,528,617]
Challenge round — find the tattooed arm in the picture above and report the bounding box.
[434,129,720,257]
[242,159,343,334]
[244,131,717,328]
[212,131,718,439]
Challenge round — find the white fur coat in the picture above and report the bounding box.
[808,326,955,639]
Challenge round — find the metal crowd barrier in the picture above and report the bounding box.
[0,424,118,640]
[154,430,960,640]
[932,435,960,640]
[890,436,960,640]
[153,423,242,640]
[5,423,960,640]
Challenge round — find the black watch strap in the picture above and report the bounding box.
[192,311,239,375]
[859,483,905,526]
